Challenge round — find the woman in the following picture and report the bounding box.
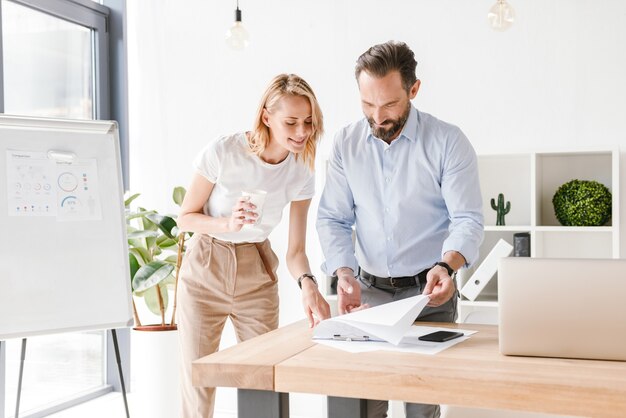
[176,74,331,418]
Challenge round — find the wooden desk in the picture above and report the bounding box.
[193,321,626,418]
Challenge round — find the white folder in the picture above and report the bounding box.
[460,238,513,301]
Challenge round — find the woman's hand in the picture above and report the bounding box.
[227,197,258,232]
[301,280,331,327]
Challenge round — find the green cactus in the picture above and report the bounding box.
[490,193,511,226]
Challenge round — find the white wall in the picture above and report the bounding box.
[126,1,626,416]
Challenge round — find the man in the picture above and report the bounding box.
[316,41,484,418]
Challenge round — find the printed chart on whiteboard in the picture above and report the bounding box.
[6,150,102,221]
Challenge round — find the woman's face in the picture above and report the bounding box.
[263,94,313,154]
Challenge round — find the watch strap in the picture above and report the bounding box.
[297,273,317,289]
[433,261,455,277]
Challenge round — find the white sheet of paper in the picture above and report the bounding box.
[313,295,430,345]
[315,326,477,355]
[56,158,102,222]
[6,150,57,216]
[6,150,102,221]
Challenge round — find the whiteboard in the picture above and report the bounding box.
[0,115,133,340]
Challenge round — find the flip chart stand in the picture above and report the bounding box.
[13,330,131,418]
[14,339,25,418]
[111,329,131,418]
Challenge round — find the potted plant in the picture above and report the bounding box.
[125,186,189,331]
[125,188,188,417]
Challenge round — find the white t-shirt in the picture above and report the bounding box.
[193,132,315,243]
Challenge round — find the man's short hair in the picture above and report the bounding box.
[355,41,418,93]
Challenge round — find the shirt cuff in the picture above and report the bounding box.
[441,239,478,269]
[322,254,359,277]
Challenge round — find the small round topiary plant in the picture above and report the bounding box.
[552,179,612,226]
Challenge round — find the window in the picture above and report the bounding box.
[0,1,128,417]
[2,0,94,119]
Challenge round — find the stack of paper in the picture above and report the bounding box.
[313,295,476,354]
[313,295,430,345]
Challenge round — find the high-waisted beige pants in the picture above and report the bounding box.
[177,234,279,418]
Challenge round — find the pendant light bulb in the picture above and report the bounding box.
[226,2,249,51]
[488,0,515,32]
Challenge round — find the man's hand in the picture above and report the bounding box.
[301,280,331,328]
[336,267,369,314]
[422,265,456,307]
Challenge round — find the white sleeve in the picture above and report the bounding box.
[192,137,222,183]
[293,171,315,201]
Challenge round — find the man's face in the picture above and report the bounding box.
[357,70,420,142]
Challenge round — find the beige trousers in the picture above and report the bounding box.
[177,234,280,418]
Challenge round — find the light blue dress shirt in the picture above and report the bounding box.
[317,106,484,278]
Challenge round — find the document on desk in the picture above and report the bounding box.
[314,295,430,345]
[312,295,476,354]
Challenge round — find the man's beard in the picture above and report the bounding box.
[367,102,411,142]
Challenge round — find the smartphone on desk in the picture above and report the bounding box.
[418,330,464,343]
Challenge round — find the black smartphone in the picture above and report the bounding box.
[418,330,464,342]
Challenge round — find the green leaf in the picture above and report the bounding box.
[145,213,177,239]
[137,207,157,231]
[158,237,178,249]
[129,247,150,265]
[128,238,147,253]
[162,274,175,287]
[126,209,156,221]
[173,187,186,206]
[127,230,160,239]
[129,253,141,280]
[124,193,141,208]
[163,254,178,263]
[132,260,175,292]
[142,283,169,316]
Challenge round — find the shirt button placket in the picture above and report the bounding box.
[382,144,394,276]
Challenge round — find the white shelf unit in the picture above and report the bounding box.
[457,148,620,323]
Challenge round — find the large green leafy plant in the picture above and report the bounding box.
[552,179,612,226]
[125,187,188,330]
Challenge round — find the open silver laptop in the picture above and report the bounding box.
[498,257,626,361]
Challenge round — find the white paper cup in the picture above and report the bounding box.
[241,190,267,225]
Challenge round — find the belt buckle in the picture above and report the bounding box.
[389,277,397,288]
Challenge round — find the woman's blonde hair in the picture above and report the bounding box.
[248,74,323,171]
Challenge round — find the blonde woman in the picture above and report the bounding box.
[176,74,331,418]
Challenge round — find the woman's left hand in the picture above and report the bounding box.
[301,281,331,327]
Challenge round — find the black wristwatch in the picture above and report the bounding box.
[297,273,318,289]
[432,261,455,277]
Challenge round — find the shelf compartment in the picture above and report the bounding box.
[535,151,614,227]
[534,230,613,259]
[479,154,531,227]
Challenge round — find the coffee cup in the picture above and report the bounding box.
[241,190,267,225]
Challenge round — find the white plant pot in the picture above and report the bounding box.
[131,327,181,418]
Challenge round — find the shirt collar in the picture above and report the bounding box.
[366,105,418,143]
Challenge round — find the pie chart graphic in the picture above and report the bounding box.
[58,172,78,192]
[60,195,81,213]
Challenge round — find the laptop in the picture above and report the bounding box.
[498,257,626,361]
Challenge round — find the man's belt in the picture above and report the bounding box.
[360,269,428,290]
